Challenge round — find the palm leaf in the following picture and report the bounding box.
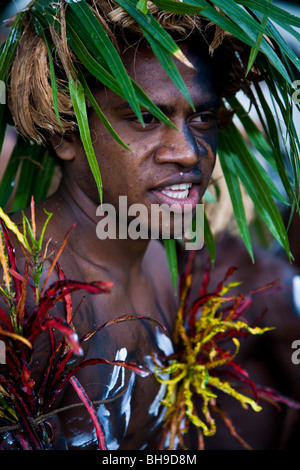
[252,10,300,72]
[65,0,143,124]
[202,0,292,83]
[163,239,178,292]
[68,75,103,204]
[228,97,289,177]
[246,0,272,75]
[115,0,187,55]
[144,0,205,14]
[219,122,292,259]
[253,63,300,205]
[141,28,194,109]
[66,23,176,128]
[78,70,130,150]
[218,147,254,262]
[238,0,300,27]
[0,136,56,211]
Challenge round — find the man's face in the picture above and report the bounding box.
[70,43,219,236]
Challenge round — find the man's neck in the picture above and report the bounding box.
[58,179,151,282]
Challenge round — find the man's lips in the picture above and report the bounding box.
[159,182,192,199]
[151,183,200,209]
[151,172,202,191]
[150,173,202,208]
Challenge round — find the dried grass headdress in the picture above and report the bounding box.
[0,0,300,275]
[8,1,250,143]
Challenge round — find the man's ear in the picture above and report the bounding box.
[50,133,76,161]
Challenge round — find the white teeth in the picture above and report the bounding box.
[164,183,192,190]
[161,189,189,199]
[160,182,192,199]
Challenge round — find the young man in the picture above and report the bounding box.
[26,40,220,450]
[3,1,299,450]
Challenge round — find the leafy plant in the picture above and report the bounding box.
[153,252,300,450]
[0,0,299,289]
[0,198,153,449]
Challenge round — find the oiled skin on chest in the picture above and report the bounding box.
[53,266,177,450]
[26,192,178,450]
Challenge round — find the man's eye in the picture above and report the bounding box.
[128,112,158,128]
[190,113,215,125]
[141,113,157,125]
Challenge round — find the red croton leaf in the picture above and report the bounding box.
[41,317,83,356]
[21,362,35,395]
[69,376,107,450]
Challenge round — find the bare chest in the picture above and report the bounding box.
[55,270,177,450]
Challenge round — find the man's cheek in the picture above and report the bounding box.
[207,126,218,156]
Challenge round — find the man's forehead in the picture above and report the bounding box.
[124,42,212,76]
[110,95,220,112]
[96,81,219,115]
[93,42,218,112]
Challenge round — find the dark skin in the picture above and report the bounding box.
[12,43,219,449]
[2,42,299,450]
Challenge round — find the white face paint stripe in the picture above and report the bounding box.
[120,373,135,429]
[156,329,174,356]
[104,347,127,399]
[96,330,174,449]
[96,348,136,450]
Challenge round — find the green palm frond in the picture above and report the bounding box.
[0,0,299,289]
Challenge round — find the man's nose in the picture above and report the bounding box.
[154,125,205,167]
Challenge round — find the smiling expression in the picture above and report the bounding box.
[65,43,220,235]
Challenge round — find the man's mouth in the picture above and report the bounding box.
[159,182,192,199]
[151,181,200,209]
